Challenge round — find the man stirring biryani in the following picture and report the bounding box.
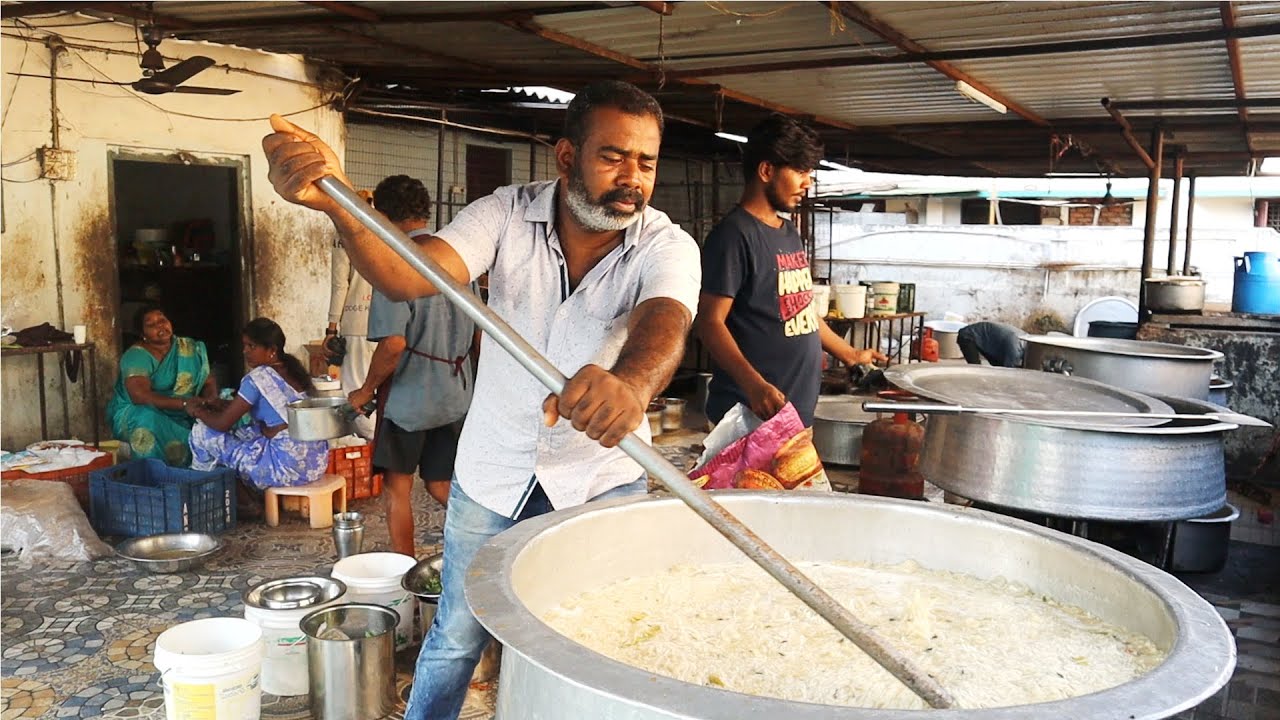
[263,80,701,720]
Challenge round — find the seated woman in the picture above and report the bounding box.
[106,305,217,466]
[187,318,329,491]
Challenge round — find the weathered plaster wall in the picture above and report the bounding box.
[1,18,344,448]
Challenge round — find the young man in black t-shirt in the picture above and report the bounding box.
[696,114,885,427]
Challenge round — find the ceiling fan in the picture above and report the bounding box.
[11,24,240,96]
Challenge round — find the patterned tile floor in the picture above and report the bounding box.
[2,435,1277,720]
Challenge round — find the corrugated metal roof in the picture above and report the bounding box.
[7,0,1273,175]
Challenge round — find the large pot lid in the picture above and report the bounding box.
[1024,336,1222,361]
[814,395,878,424]
[882,365,1175,430]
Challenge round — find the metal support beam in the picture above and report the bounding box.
[321,27,500,74]
[10,1,199,28]
[659,20,1280,78]
[1139,124,1165,321]
[1184,173,1197,276]
[1112,98,1280,111]
[1219,2,1255,153]
[1102,98,1156,170]
[825,1,1048,127]
[500,20,999,173]
[1168,152,1184,275]
[302,1,381,22]
[168,4,608,32]
[632,1,674,15]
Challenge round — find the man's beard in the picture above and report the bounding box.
[765,181,800,214]
[565,164,646,233]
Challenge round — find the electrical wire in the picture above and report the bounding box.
[348,107,555,147]
[2,22,32,125]
[2,151,39,167]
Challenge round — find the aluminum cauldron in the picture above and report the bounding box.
[1023,336,1221,400]
[467,493,1233,720]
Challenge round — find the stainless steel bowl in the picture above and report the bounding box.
[115,532,222,574]
[402,552,444,601]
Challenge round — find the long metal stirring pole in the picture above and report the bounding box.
[317,176,955,709]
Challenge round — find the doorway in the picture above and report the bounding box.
[109,152,251,387]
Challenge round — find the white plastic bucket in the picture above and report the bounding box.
[331,552,417,650]
[870,281,900,316]
[811,285,831,318]
[153,617,264,720]
[243,577,346,697]
[834,284,866,319]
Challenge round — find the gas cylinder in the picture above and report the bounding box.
[920,328,940,363]
[858,408,925,500]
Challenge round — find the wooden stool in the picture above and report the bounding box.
[264,474,348,529]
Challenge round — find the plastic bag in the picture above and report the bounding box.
[0,479,113,562]
[689,403,831,492]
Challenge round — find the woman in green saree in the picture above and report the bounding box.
[106,305,218,466]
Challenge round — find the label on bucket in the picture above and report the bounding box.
[167,682,216,720]
[164,670,261,720]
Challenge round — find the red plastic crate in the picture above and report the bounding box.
[327,444,383,500]
[2,450,113,513]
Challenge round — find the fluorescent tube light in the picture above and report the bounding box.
[819,159,861,173]
[715,131,748,143]
[1261,157,1280,174]
[955,81,1007,114]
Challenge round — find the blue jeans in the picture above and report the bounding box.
[403,476,647,720]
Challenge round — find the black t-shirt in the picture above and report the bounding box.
[701,206,822,426]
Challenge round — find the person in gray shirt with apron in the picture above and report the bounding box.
[348,175,478,557]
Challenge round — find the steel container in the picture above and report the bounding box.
[115,532,221,574]
[467,493,1234,720]
[1023,336,1221,400]
[918,394,1232,522]
[301,603,398,720]
[286,397,355,441]
[1144,276,1205,313]
[811,396,877,466]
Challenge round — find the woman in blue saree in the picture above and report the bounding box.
[187,318,328,491]
[106,305,217,466]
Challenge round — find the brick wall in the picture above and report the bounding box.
[1068,201,1133,226]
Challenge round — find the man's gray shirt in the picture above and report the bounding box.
[367,228,476,431]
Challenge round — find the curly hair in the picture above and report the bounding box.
[373,175,432,223]
[742,113,824,180]
[562,81,664,148]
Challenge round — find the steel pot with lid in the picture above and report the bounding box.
[884,365,1231,522]
[1022,336,1221,401]
[467,492,1233,719]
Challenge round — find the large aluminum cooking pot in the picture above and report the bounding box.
[1023,336,1221,400]
[919,394,1232,522]
[1144,276,1205,313]
[811,396,877,466]
[468,493,1233,720]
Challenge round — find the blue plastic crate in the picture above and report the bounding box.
[89,459,237,537]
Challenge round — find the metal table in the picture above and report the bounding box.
[1,342,100,444]
[826,311,927,364]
